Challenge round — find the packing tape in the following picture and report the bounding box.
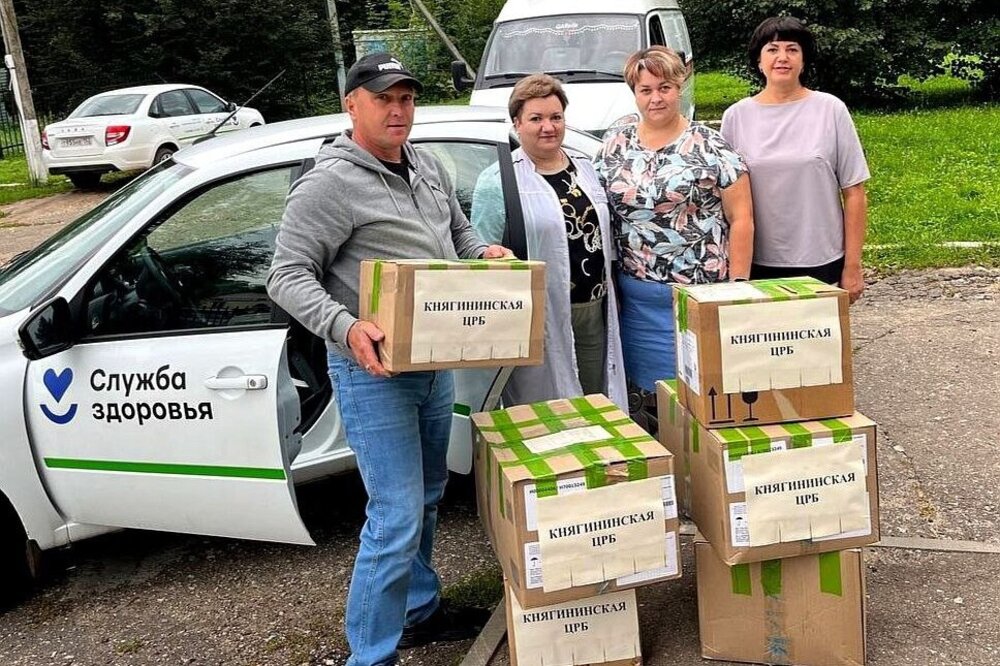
[818,551,844,596]
[731,563,752,595]
[751,277,825,297]
[370,260,383,314]
[780,422,814,449]
[676,289,689,331]
[748,281,794,302]
[716,425,774,461]
[729,553,843,597]
[482,401,652,498]
[761,559,783,597]
[819,419,855,443]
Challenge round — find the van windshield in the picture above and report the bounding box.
[482,15,641,86]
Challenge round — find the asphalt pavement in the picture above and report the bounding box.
[485,269,1000,666]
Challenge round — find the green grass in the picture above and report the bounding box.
[857,105,1000,270]
[694,71,752,120]
[442,563,504,610]
[0,155,71,206]
[691,71,1000,271]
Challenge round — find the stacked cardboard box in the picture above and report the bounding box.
[359,258,546,371]
[473,394,682,665]
[661,277,878,665]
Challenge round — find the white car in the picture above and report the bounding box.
[41,84,265,189]
[0,106,602,603]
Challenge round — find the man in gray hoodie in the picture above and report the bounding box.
[267,53,508,666]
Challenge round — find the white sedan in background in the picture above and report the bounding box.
[41,84,265,189]
[0,106,601,605]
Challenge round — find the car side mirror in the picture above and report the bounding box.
[226,101,237,112]
[18,297,74,360]
[451,60,474,92]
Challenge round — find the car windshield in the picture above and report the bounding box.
[69,93,146,118]
[0,162,190,316]
[482,15,641,83]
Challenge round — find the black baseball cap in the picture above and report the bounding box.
[344,53,424,96]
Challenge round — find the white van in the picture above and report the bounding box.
[454,0,694,135]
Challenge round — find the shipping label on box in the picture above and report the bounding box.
[473,394,681,609]
[359,259,545,371]
[507,586,642,666]
[655,380,692,517]
[673,277,854,427]
[663,396,879,564]
[696,538,867,666]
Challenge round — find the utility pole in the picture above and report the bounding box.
[324,0,347,101]
[0,0,46,185]
[409,0,476,78]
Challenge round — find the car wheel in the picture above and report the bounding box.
[0,508,32,609]
[67,172,102,189]
[153,146,175,164]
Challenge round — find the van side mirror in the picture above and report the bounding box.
[19,297,74,360]
[451,60,474,92]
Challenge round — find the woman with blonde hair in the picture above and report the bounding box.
[595,46,753,405]
[473,73,627,408]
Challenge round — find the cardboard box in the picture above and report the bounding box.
[696,537,867,665]
[506,584,642,666]
[673,277,854,427]
[359,258,545,371]
[657,380,879,564]
[473,394,681,609]
[655,379,692,518]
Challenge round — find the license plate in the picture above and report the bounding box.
[61,137,92,148]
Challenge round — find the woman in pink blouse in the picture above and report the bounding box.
[722,16,870,303]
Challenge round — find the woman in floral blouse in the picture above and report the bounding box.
[595,46,753,397]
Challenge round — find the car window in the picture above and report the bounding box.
[483,15,640,81]
[153,90,196,118]
[80,165,298,338]
[186,88,228,114]
[69,94,146,118]
[0,163,189,316]
[417,141,508,244]
[648,15,666,47]
[660,11,692,58]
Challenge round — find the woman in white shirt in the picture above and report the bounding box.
[472,74,627,409]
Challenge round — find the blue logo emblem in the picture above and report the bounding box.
[40,368,77,424]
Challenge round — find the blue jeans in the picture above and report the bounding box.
[616,271,676,392]
[327,352,454,666]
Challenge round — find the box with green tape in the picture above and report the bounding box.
[472,394,681,609]
[673,277,853,427]
[505,582,642,666]
[359,258,545,372]
[696,536,866,665]
[673,396,879,564]
[655,379,692,518]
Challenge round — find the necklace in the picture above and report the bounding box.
[532,151,569,175]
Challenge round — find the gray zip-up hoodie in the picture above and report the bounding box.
[267,131,489,359]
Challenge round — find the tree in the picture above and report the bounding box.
[678,0,996,106]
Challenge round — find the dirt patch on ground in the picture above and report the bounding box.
[0,189,112,265]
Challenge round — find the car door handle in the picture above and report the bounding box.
[204,375,268,390]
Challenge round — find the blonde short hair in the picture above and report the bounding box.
[623,46,688,90]
[507,73,569,120]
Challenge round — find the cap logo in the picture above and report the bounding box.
[378,59,404,72]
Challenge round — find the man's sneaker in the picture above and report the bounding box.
[397,599,491,649]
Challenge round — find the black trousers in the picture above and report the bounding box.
[749,256,846,287]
